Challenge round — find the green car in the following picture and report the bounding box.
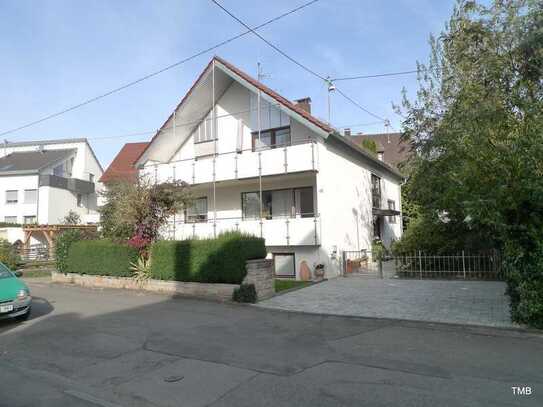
[0,262,31,321]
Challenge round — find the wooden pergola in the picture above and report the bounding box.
[23,224,98,257]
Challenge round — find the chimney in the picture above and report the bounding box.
[294,97,311,114]
[343,128,351,137]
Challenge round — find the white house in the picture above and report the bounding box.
[135,57,403,279]
[0,138,103,228]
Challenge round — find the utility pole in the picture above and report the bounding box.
[326,76,335,124]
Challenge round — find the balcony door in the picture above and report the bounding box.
[242,186,314,220]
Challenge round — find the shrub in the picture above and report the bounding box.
[150,232,266,284]
[55,229,83,273]
[66,240,139,277]
[232,284,257,303]
[0,239,20,270]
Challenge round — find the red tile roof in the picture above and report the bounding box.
[99,142,149,183]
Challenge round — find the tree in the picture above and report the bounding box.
[358,138,377,156]
[99,176,193,251]
[397,0,543,326]
[62,210,81,225]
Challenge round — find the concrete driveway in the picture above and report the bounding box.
[1,279,541,407]
[259,277,515,328]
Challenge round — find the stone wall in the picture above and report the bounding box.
[51,271,237,302]
[51,258,275,302]
[243,259,275,300]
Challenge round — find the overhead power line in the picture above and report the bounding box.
[211,0,326,81]
[211,0,389,124]
[0,0,320,139]
[332,70,418,81]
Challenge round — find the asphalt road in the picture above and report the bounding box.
[0,279,541,407]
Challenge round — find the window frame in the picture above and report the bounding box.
[371,174,381,209]
[4,216,17,224]
[251,125,291,151]
[23,216,37,225]
[184,197,208,223]
[387,199,396,224]
[5,190,18,204]
[273,252,296,278]
[24,189,37,204]
[241,186,314,220]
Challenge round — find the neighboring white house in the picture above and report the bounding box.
[135,56,403,279]
[0,138,103,229]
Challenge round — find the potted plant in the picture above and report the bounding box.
[314,263,325,280]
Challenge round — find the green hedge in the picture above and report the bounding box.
[66,240,139,277]
[150,232,266,284]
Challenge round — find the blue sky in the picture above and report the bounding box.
[0,0,456,168]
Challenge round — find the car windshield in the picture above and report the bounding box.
[0,263,14,279]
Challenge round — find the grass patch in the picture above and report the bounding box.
[20,269,52,278]
[274,279,311,292]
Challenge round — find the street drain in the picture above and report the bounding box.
[164,375,184,383]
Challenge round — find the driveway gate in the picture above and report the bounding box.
[342,250,382,278]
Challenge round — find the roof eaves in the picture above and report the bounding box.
[328,131,404,179]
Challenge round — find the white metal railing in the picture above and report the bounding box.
[395,251,503,280]
[143,140,317,185]
[164,215,320,246]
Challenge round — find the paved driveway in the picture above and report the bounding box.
[259,277,515,328]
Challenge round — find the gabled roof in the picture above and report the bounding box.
[1,137,104,173]
[0,149,76,175]
[136,56,402,179]
[99,142,149,183]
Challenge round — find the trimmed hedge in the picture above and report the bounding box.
[150,232,266,284]
[66,240,139,277]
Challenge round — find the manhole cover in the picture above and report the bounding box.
[164,375,184,383]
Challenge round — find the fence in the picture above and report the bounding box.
[395,251,503,280]
[18,244,52,262]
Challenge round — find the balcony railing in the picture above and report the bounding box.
[143,140,317,185]
[163,215,320,246]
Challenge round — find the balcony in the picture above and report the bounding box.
[164,216,320,246]
[144,141,317,185]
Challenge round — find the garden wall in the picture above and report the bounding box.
[52,258,275,302]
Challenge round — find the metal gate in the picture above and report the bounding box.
[342,250,382,278]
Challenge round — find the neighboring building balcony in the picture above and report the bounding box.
[165,215,321,246]
[143,141,317,185]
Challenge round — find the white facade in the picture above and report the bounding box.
[0,139,103,228]
[136,57,403,279]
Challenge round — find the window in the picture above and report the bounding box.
[89,173,95,183]
[24,216,36,225]
[194,110,215,144]
[274,253,296,277]
[371,174,381,208]
[373,216,381,240]
[53,163,64,177]
[24,189,37,204]
[4,216,17,224]
[185,197,208,223]
[251,126,291,151]
[5,190,18,204]
[66,157,74,177]
[77,194,83,207]
[388,200,396,223]
[242,187,314,220]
